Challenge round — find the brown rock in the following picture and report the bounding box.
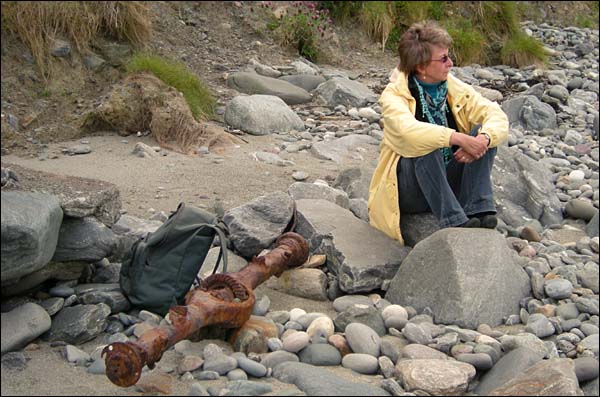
[328,334,352,357]
[535,304,557,317]
[229,315,278,354]
[521,226,542,242]
[266,268,328,301]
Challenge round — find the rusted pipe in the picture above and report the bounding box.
[103,232,309,387]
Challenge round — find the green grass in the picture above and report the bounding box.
[574,14,597,29]
[480,1,520,36]
[446,22,487,66]
[126,54,215,121]
[500,32,548,67]
[428,1,445,21]
[385,25,401,51]
[393,1,431,27]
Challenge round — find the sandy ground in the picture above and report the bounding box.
[1,132,380,218]
[1,132,383,396]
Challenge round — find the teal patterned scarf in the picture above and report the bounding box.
[412,75,453,166]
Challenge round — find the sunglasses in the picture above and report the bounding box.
[431,53,452,63]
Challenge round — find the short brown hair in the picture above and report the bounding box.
[397,21,452,76]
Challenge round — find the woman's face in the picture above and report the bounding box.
[418,45,453,83]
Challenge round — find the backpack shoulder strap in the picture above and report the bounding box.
[193,220,229,287]
[210,221,229,275]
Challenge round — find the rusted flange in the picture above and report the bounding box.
[276,232,310,268]
[102,342,146,387]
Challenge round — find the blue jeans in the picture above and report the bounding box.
[397,126,497,228]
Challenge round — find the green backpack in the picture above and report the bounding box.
[119,202,228,316]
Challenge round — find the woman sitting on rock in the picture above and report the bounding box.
[368,21,508,245]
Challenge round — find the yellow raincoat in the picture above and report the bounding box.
[368,69,508,245]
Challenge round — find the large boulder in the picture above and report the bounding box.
[1,191,63,285]
[385,228,530,329]
[492,145,563,227]
[225,95,305,136]
[296,199,410,293]
[227,72,312,105]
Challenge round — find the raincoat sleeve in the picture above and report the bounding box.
[460,86,508,148]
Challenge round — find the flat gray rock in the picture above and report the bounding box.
[296,199,410,293]
[288,182,350,209]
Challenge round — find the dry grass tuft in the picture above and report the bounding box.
[359,2,396,51]
[1,1,151,83]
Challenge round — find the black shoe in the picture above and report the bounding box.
[470,212,498,229]
[480,215,498,229]
[459,218,480,228]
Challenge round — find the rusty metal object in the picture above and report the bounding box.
[103,232,309,387]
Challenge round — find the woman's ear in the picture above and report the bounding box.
[415,63,426,75]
